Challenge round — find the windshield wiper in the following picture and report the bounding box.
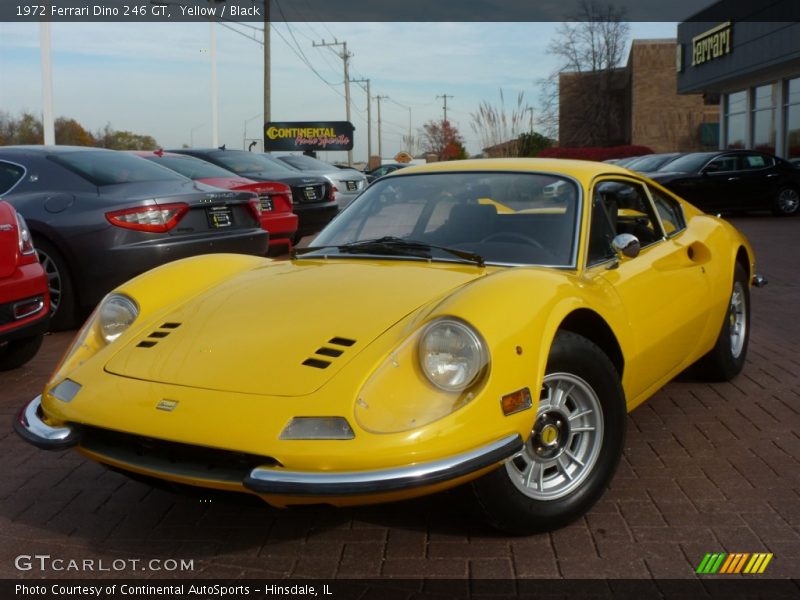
[293,236,485,267]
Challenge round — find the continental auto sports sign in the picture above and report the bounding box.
[264,121,354,151]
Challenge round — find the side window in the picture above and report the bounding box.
[704,155,739,173]
[588,179,664,266]
[0,161,25,195]
[740,153,773,170]
[648,186,686,237]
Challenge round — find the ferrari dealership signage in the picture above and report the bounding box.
[691,21,732,67]
[263,121,354,151]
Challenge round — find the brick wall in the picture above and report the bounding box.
[629,40,719,153]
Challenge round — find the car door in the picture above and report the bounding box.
[733,152,780,209]
[695,153,744,210]
[585,177,713,401]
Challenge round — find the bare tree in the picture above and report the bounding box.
[470,89,531,156]
[538,0,631,146]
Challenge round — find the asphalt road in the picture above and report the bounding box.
[1,216,798,580]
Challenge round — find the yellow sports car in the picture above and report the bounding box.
[15,159,765,533]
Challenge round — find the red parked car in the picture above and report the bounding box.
[0,201,49,370]
[132,150,298,253]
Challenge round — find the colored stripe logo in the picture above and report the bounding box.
[696,552,773,574]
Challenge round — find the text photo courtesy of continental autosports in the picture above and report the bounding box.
[1,0,799,596]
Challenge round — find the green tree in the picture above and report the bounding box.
[517,132,555,157]
[96,123,157,150]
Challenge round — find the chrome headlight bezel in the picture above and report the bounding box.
[98,293,139,345]
[418,317,489,392]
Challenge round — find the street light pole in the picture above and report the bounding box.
[210,21,219,147]
[39,22,55,145]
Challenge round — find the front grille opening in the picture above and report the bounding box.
[315,347,343,358]
[80,426,280,484]
[302,358,331,369]
[329,337,356,347]
[161,322,181,329]
[137,341,157,348]
[149,331,170,339]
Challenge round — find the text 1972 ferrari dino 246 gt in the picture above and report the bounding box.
[16,158,765,533]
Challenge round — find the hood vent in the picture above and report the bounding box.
[136,322,182,348]
[302,336,357,369]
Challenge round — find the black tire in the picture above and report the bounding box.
[0,334,44,371]
[471,331,626,534]
[694,263,750,381]
[773,186,800,216]
[34,238,78,331]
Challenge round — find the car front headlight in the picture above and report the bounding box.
[355,316,490,434]
[49,293,139,384]
[98,294,139,344]
[419,318,488,392]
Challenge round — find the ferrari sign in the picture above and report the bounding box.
[263,121,354,152]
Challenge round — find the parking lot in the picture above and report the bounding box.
[1,216,798,581]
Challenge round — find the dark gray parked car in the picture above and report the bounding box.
[0,146,269,329]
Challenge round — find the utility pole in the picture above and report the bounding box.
[437,94,453,125]
[352,78,371,163]
[263,0,270,125]
[526,107,534,133]
[376,95,389,160]
[313,39,353,165]
[39,22,55,145]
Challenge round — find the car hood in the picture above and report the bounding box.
[105,260,484,396]
[239,172,327,187]
[642,170,689,181]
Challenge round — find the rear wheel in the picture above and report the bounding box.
[34,238,77,331]
[694,263,749,381]
[471,331,626,534]
[0,334,44,371]
[773,186,800,216]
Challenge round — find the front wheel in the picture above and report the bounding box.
[34,238,77,331]
[471,331,626,534]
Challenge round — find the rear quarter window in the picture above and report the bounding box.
[0,161,25,195]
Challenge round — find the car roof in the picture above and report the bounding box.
[387,158,639,180]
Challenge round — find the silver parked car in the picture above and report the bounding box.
[276,154,367,210]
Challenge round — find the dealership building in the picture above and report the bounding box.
[677,0,800,158]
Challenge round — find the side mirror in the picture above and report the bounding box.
[612,233,640,259]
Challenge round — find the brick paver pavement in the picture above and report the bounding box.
[1,216,798,580]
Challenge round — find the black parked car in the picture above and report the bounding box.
[624,152,682,173]
[0,146,269,329]
[171,148,337,241]
[364,163,410,183]
[645,150,800,216]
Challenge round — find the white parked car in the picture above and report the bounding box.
[276,155,367,210]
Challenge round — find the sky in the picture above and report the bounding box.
[0,21,677,162]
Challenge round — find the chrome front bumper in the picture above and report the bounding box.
[243,434,523,496]
[16,394,523,497]
[14,395,81,450]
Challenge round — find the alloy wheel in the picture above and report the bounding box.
[36,249,61,315]
[506,372,604,501]
[729,281,747,359]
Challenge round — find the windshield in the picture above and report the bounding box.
[657,152,716,173]
[212,152,298,176]
[149,154,238,180]
[627,154,678,172]
[311,172,580,267]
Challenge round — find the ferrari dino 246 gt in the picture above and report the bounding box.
[16,159,764,533]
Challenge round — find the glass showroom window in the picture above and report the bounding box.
[725,90,747,149]
[785,78,800,160]
[752,84,778,154]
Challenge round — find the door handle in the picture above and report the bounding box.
[727,177,740,181]
[766,173,779,178]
